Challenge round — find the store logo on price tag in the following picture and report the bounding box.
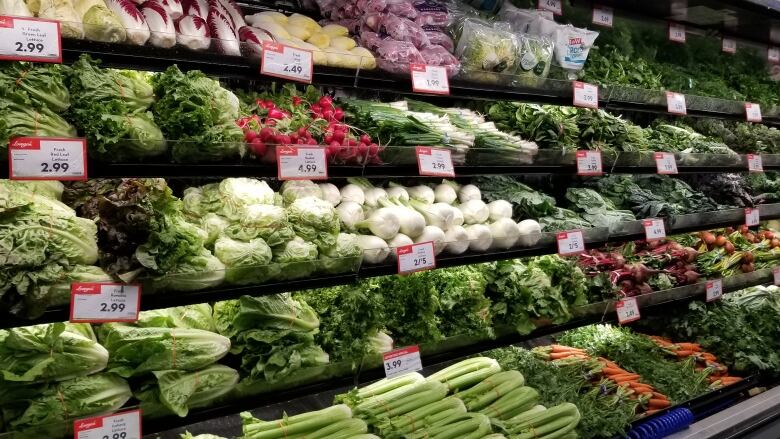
[260,41,313,83]
[572,81,598,109]
[745,208,760,227]
[768,47,780,64]
[410,64,449,95]
[706,279,723,302]
[397,241,436,274]
[8,137,87,180]
[576,150,602,175]
[643,218,666,241]
[655,152,678,174]
[666,92,687,115]
[416,146,454,177]
[70,283,141,323]
[747,154,763,172]
[592,5,613,27]
[669,22,686,43]
[0,16,61,63]
[74,409,141,439]
[557,230,585,256]
[538,0,561,15]
[745,103,762,122]
[616,297,640,324]
[722,37,736,54]
[277,146,328,180]
[383,346,422,379]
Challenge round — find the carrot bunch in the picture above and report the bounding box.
[532,344,590,361]
[648,336,742,388]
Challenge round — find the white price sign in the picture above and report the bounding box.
[416,146,455,177]
[769,47,780,64]
[666,91,687,115]
[643,218,666,241]
[655,152,678,174]
[410,63,449,95]
[0,16,61,63]
[538,0,561,15]
[277,146,328,180]
[557,230,585,256]
[616,297,640,324]
[747,154,763,172]
[8,137,86,180]
[722,37,737,54]
[706,279,723,302]
[669,23,686,43]
[397,241,436,274]
[572,81,598,109]
[745,103,762,122]
[260,41,313,83]
[70,283,141,323]
[383,346,423,379]
[774,267,780,285]
[592,5,613,27]
[74,410,141,439]
[745,207,760,227]
[576,150,602,175]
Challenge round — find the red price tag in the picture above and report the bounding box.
[774,267,780,285]
[722,37,736,54]
[616,297,640,324]
[8,137,87,181]
[669,22,686,43]
[383,346,422,379]
[538,0,561,15]
[397,241,436,274]
[416,146,455,177]
[74,410,141,439]
[592,5,613,27]
[745,207,760,227]
[277,146,328,180]
[706,279,723,302]
[666,91,687,115]
[576,150,602,175]
[747,154,763,172]
[643,218,666,241]
[0,16,62,63]
[261,41,313,83]
[655,152,678,174]
[410,64,449,95]
[557,230,585,256]
[768,47,780,64]
[70,283,141,323]
[572,81,598,109]
[745,103,762,122]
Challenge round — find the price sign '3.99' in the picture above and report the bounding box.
[0,16,61,63]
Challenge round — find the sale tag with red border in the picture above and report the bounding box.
[769,47,780,64]
[383,345,422,379]
[745,103,762,122]
[616,297,640,324]
[416,146,454,177]
[666,91,687,115]
[70,283,141,323]
[0,16,62,63]
[277,146,328,180]
[774,267,780,285]
[397,241,436,274]
[260,41,313,83]
[74,409,141,439]
[747,154,763,172]
[745,207,760,227]
[538,0,562,15]
[669,22,686,43]
[557,230,585,256]
[576,150,602,175]
[8,137,87,180]
[643,219,666,241]
[572,81,598,109]
[592,5,613,27]
[410,64,449,95]
[655,152,678,174]
[706,279,723,302]
[722,37,736,54]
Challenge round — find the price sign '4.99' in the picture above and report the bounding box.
[74,410,141,439]
[0,16,61,63]
[9,137,87,180]
[261,41,313,83]
[616,297,640,324]
[669,22,686,43]
[397,241,436,274]
[592,5,613,27]
[410,64,449,95]
[417,146,454,177]
[383,346,423,379]
[70,283,141,323]
[572,81,598,109]
[643,218,666,241]
[277,146,328,180]
[538,0,562,15]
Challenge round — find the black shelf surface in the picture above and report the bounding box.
[140,267,775,438]
[4,204,779,329]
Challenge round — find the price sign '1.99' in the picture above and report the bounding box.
[616,297,640,324]
[410,64,450,95]
[0,16,61,63]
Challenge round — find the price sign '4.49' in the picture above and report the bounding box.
[8,137,87,180]
[0,16,61,63]
[261,41,313,83]
[616,297,640,324]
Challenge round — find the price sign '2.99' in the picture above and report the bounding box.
[8,137,87,180]
[0,16,61,63]
[261,41,313,83]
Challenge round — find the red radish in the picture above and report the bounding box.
[319,96,333,108]
[105,0,150,45]
[276,134,291,144]
[141,1,176,48]
[289,133,299,142]
[368,143,378,155]
[259,127,275,141]
[333,108,344,121]
[297,127,308,137]
[347,138,358,146]
[331,131,344,143]
[360,134,371,144]
[176,15,210,50]
[245,130,258,142]
[208,9,240,55]
[292,96,303,106]
[267,108,285,119]
[322,109,334,120]
[249,138,267,156]
[358,143,368,156]
[307,138,318,145]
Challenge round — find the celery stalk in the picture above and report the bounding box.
[456,371,524,401]
[465,379,524,411]
[377,397,466,436]
[242,405,352,438]
[427,358,498,383]
[301,418,367,439]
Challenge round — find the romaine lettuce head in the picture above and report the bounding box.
[225,204,295,246]
[286,197,340,250]
[0,62,70,113]
[135,304,216,331]
[272,237,319,280]
[136,364,239,417]
[153,249,226,292]
[214,236,276,285]
[320,232,362,274]
[92,113,167,161]
[213,294,320,339]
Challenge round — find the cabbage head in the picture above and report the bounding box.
[272,237,318,280]
[200,213,230,245]
[286,196,340,250]
[183,179,276,220]
[214,236,276,285]
[281,180,322,205]
[320,232,362,274]
[224,204,295,246]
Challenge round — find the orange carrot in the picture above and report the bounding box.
[611,374,641,381]
[651,392,669,400]
[648,399,671,409]
[675,343,701,351]
[551,344,586,353]
[675,350,695,357]
[629,385,654,393]
[644,409,662,416]
[549,352,587,360]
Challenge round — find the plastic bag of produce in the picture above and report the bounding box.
[513,33,553,84]
[498,2,552,33]
[413,0,448,27]
[424,27,454,51]
[385,0,417,18]
[377,13,429,48]
[375,39,425,73]
[456,18,519,81]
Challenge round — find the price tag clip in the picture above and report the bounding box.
[397,241,436,274]
[616,297,641,324]
[416,146,455,177]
